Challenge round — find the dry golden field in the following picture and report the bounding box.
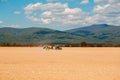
[0,47,120,80]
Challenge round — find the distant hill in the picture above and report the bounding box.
[66,24,120,44]
[0,24,120,44]
[0,27,97,44]
[66,24,112,32]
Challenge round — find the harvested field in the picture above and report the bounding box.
[0,47,120,80]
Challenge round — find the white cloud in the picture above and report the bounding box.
[14,11,21,15]
[46,0,75,3]
[46,0,58,3]
[24,3,42,11]
[0,20,3,24]
[94,4,110,13]
[26,16,41,23]
[0,0,7,2]
[41,18,51,24]
[23,2,120,28]
[80,0,89,4]
[63,8,82,14]
[24,3,68,13]
[92,0,120,26]
[2,24,20,28]
[94,0,104,4]
[94,3,120,14]
[24,2,88,26]
[10,24,20,28]
[94,0,120,5]
[41,11,52,17]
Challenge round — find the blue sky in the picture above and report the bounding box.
[0,0,120,30]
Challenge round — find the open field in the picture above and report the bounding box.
[0,47,120,80]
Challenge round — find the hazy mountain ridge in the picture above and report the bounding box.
[0,27,96,44]
[66,24,120,43]
[0,24,120,44]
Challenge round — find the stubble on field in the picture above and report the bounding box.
[0,47,120,80]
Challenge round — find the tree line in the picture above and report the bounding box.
[0,42,120,47]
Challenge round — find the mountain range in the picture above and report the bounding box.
[0,24,120,44]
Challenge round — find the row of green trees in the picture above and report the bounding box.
[0,43,40,47]
[0,42,120,47]
[63,42,120,47]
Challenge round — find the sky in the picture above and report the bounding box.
[0,0,120,30]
